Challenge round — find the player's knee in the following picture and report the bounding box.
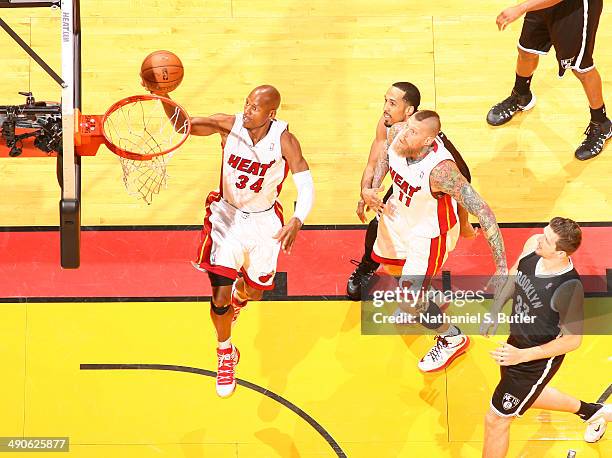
[382,264,402,276]
[485,410,512,430]
[211,288,231,309]
[517,48,538,62]
[210,301,231,316]
[244,285,263,301]
[571,68,592,81]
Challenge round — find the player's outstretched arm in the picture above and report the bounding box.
[357,117,389,222]
[189,113,235,137]
[430,160,507,275]
[274,131,314,254]
[147,90,234,137]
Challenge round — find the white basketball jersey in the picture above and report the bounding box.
[221,114,289,212]
[386,136,458,237]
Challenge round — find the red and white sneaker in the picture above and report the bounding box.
[418,334,470,372]
[216,345,240,398]
[231,284,248,325]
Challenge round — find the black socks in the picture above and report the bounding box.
[590,104,608,124]
[575,401,602,421]
[513,73,533,96]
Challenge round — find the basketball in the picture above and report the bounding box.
[140,50,184,93]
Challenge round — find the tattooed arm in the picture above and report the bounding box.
[430,160,507,273]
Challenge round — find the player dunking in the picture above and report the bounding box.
[364,110,507,372]
[347,82,476,301]
[480,217,610,457]
[156,85,314,397]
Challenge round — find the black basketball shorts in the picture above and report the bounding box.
[490,353,565,417]
[518,0,603,77]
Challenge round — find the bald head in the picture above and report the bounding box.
[413,110,441,136]
[243,85,282,129]
[251,85,281,110]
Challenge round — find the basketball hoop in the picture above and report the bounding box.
[76,94,191,204]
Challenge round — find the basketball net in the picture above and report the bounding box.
[103,96,190,204]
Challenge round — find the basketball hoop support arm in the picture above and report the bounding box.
[0,14,66,88]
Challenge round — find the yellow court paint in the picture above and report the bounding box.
[5,300,607,456]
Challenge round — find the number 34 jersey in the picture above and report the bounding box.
[220,113,289,212]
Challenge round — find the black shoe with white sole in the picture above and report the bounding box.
[486,90,536,126]
[574,119,611,161]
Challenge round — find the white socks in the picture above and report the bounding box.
[218,338,232,350]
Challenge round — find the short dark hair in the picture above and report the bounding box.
[392,82,421,109]
[413,109,441,134]
[549,217,582,255]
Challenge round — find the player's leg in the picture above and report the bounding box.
[237,279,264,301]
[209,274,241,398]
[234,206,283,322]
[506,356,612,443]
[193,193,242,397]
[346,217,380,300]
[403,225,468,372]
[573,67,611,161]
[231,276,264,324]
[516,47,540,77]
[370,207,407,283]
[483,409,513,458]
[573,68,605,111]
[210,277,235,342]
[558,0,611,159]
[484,356,562,457]
[347,188,393,300]
[530,386,580,412]
[486,11,548,126]
[530,386,611,443]
[484,366,524,458]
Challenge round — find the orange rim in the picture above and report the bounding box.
[101,94,191,161]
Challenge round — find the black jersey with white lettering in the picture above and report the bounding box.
[509,251,580,348]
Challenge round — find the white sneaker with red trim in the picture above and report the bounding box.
[418,334,470,372]
[584,403,611,443]
[216,345,240,398]
[231,284,248,325]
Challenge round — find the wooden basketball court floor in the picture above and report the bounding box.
[1,1,611,457]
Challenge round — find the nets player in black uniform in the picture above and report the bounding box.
[487,0,611,160]
[480,217,610,457]
[347,82,476,300]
